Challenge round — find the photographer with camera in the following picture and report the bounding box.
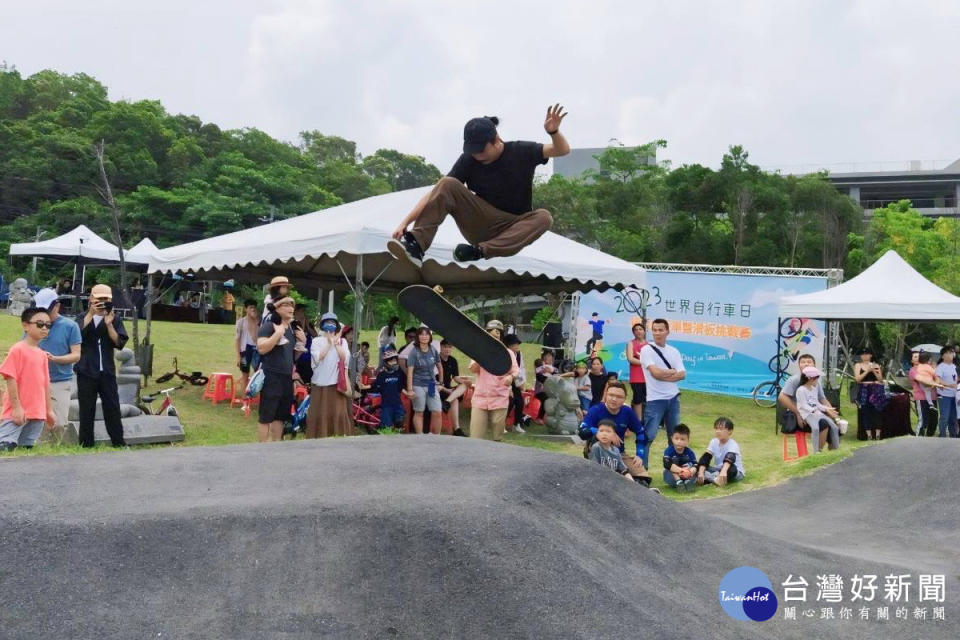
[76,284,129,448]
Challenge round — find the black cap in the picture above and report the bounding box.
[463,117,497,154]
[503,333,521,346]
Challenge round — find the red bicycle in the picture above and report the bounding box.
[140,384,184,417]
[353,394,382,433]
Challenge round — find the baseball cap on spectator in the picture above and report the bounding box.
[802,366,821,378]
[34,288,60,310]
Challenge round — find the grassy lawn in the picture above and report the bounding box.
[0,314,882,498]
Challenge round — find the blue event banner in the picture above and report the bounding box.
[575,272,828,398]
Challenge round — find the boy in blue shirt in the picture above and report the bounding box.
[662,423,697,492]
[578,380,651,486]
[370,349,413,431]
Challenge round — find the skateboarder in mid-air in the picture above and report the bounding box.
[389,104,571,266]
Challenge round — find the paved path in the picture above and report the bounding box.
[0,437,954,638]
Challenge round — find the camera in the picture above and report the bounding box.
[102,301,114,313]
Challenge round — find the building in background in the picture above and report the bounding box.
[826,158,960,218]
[552,145,657,180]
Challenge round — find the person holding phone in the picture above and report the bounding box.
[853,347,886,440]
[307,312,353,438]
[76,283,129,448]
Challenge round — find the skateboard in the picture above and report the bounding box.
[397,285,514,376]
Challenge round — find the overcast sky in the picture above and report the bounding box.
[4,0,959,174]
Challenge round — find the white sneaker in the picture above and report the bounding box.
[512,424,526,434]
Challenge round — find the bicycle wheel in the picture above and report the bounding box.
[752,381,781,408]
[779,317,802,339]
[768,353,791,374]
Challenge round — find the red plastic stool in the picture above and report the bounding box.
[203,372,235,405]
[782,431,810,462]
[242,395,260,418]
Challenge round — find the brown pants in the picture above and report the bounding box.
[622,454,652,481]
[409,177,553,258]
[470,407,509,441]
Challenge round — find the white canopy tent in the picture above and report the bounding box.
[148,186,646,347]
[126,237,160,264]
[9,224,158,296]
[148,186,646,297]
[779,250,960,321]
[9,224,151,266]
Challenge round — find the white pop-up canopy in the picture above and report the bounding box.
[148,186,646,296]
[127,237,160,263]
[9,224,151,266]
[779,250,960,321]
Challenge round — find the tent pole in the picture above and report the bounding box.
[145,274,154,346]
[328,290,334,313]
[775,316,782,435]
[353,255,364,362]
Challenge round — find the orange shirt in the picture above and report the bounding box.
[1,341,50,420]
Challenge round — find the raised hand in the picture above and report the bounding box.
[544,103,567,134]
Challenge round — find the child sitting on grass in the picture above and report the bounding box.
[696,417,745,487]
[662,423,697,492]
[588,419,636,483]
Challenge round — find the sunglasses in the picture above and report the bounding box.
[31,321,53,329]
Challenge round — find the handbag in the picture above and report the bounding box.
[336,357,353,398]
[780,410,799,434]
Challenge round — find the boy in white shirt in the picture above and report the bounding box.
[696,417,745,487]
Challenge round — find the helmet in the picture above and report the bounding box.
[485,319,504,332]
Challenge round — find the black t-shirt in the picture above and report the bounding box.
[447,140,547,214]
[589,372,608,406]
[257,321,295,376]
[440,355,459,388]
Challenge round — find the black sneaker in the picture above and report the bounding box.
[453,243,484,262]
[0,441,18,452]
[387,232,424,268]
[452,427,467,437]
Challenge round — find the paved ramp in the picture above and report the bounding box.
[687,437,960,576]
[0,437,955,639]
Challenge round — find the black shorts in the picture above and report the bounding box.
[258,373,294,424]
[239,345,258,374]
[630,382,647,405]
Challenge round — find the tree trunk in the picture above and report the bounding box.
[95,140,139,357]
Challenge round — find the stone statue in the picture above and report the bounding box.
[7,278,34,316]
[543,375,580,435]
[69,348,144,424]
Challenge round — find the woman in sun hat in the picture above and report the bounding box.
[306,311,353,438]
[796,366,840,453]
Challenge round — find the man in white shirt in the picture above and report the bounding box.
[638,318,685,468]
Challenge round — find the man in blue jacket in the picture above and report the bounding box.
[579,380,651,485]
